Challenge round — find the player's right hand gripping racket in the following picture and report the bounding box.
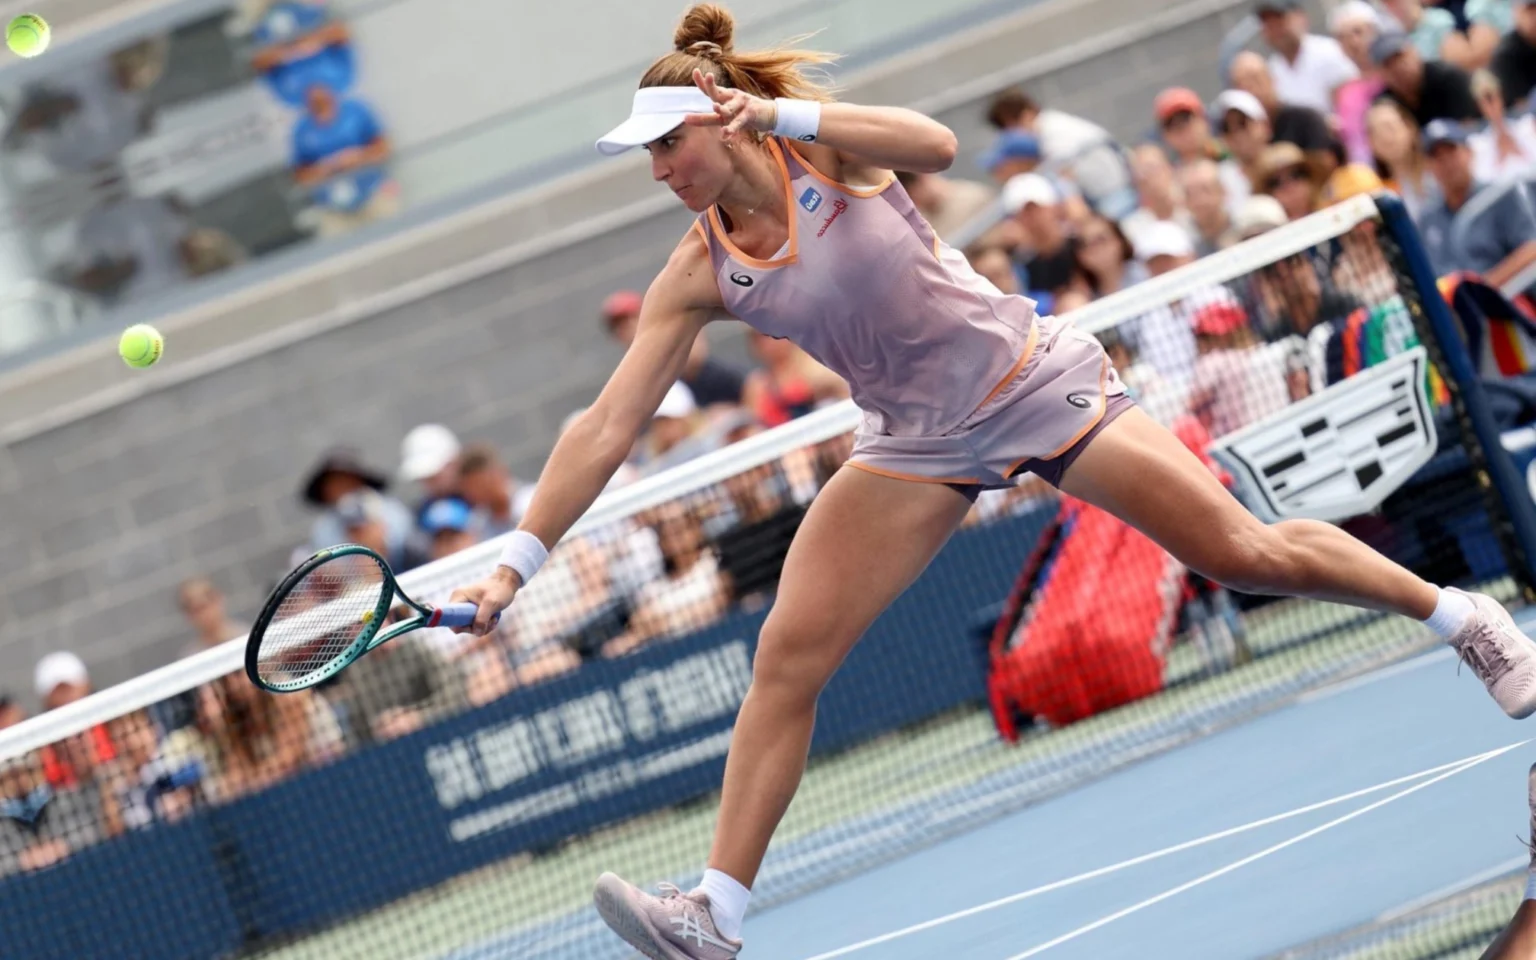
[245,544,497,694]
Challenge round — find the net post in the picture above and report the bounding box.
[1374,190,1536,601]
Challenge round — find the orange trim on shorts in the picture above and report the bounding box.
[707,139,799,270]
[932,233,943,259]
[970,320,1041,416]
[1004,354,1111,477]
[784,142,897,198]
[845,460,981,486]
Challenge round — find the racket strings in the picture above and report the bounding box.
[255,555,389,685]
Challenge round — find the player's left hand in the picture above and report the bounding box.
[685,68,775,139]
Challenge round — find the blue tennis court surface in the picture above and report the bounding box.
[742,614,1536,960]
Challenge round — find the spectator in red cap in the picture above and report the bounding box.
[601,289,744,408]
[1155,88,1221,167]
[1188,292,1293,437]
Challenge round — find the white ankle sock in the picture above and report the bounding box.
[1525,870,1536,902]
[1424,587,1476,639]
[695,868,751,941]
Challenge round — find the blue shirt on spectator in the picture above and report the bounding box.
[292,99,387,211]
[1418,180,1536,286]
[254,1,355,105]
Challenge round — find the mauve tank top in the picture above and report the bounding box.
[694,138,1039,438]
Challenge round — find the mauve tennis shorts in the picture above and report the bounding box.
[847,314,1134,493]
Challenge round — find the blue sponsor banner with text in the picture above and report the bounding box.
[0,507,1047,958]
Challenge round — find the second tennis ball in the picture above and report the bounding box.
[119,324,164,369]
[6,14,49,58]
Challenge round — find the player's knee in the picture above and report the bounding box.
[751,617,842,705]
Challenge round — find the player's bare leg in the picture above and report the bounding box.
[595,467,974,957]
[1060,407,1536,718]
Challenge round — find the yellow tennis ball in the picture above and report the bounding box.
[6,14,49,58]
[118,324,164,369]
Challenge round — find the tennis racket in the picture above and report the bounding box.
[245,544,497,694]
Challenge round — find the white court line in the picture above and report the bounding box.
[1001,739,1529,959]
[800,744,1520,960]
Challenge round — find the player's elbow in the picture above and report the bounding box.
[573,404,640,473]
[929,127,959,172]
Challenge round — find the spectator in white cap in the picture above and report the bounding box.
[1003,172,1079,306]
[1133,219,1197,278]
[636,381,722,477]
[33,651,123,797]
[1330,0,1387,167]
[1227,54,1339,176]
[36,652,90,712]
[399,423,462,513]
[1213,89,1275,202]
[1253,0,1359,116]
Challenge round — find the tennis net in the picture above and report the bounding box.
[0,193,1528,960]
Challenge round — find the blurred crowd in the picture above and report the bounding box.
[8,0,1536,876]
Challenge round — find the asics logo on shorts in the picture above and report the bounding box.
[1066,393,1092,409]
[730,272,755,288]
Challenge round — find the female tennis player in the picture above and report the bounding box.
[451,6,1536,956]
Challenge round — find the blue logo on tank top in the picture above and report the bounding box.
[799,187,823,213]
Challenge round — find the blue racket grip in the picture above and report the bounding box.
[432,603,500,630]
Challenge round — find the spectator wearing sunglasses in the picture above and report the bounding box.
[1257,141,1323,221]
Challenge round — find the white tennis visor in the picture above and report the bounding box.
[596,86,716,156]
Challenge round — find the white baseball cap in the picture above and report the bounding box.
[399,424,461,482]
[1211,89,1267,124]
[1328,0,1381,33]
[1001,173,1061,215]
[655,381,699,419]
[1133,220,1197,262]
[35,651,87,699]
[597,86,716,156]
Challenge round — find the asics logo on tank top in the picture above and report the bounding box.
[1067,393,1092,409]
[730,272,755,288]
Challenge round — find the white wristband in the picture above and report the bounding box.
[773,99,821,143]
[496,530,548,586]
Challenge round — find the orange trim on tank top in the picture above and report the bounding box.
[689,220,708,246]
[1005,353,1110,477]
[845,460,980,487]
[783,142,897,198]
[707,139,799,270]
[970,320,1041,416]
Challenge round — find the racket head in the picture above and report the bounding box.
[245,545,396,693]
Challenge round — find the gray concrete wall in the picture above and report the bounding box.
[0,0,1270,702]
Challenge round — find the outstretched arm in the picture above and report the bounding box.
[451,235,721,632]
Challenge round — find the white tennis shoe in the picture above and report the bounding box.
[1446,590,1536,719]
[594,872,743,960]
